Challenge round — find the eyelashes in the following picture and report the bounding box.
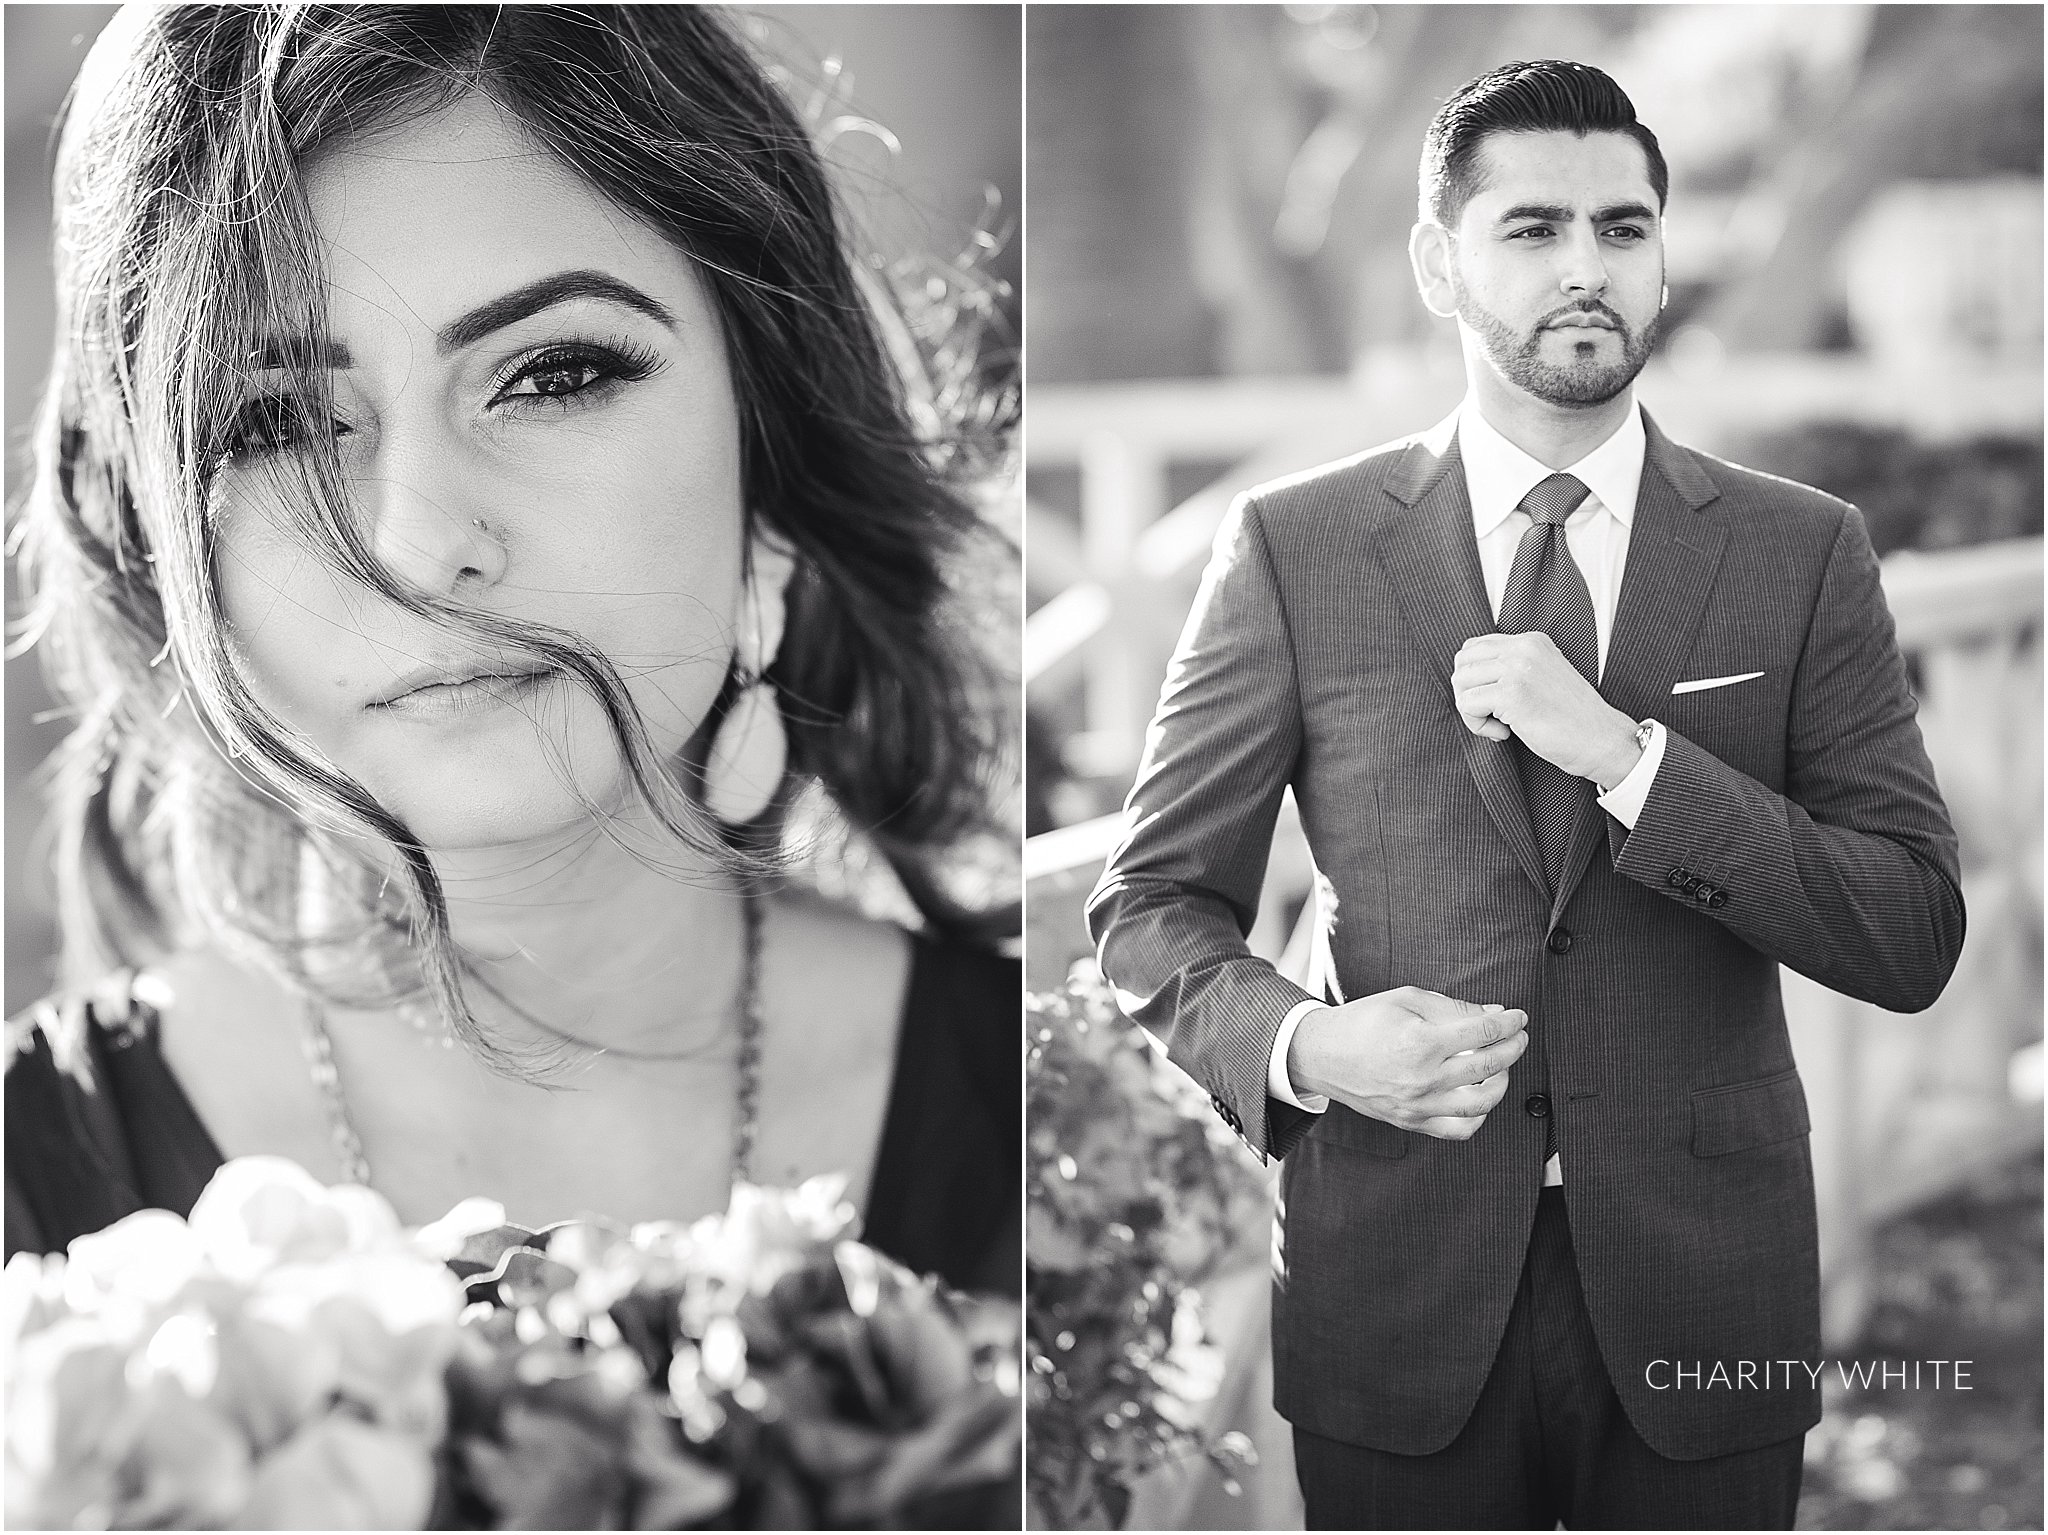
[216,335,666,466]
[487,334,664,409]
[220,393,336,461]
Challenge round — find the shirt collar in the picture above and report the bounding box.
[1458,395,1647,537]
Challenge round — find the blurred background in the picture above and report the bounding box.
[4,4,1022,1014]
[1023,6,2041,1529]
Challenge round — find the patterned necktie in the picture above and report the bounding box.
[1497,473,1598,890]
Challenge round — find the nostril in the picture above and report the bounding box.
[364,490,503,595]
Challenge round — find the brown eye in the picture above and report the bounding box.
[523,359,603,397]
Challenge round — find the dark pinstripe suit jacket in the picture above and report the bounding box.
[1087,410,1965,1461]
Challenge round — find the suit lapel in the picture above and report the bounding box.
[1549,413,1728,919]
[1374,421,1551,902]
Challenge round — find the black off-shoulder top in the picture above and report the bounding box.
[5,936,1020,1298]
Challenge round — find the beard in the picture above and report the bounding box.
[1455,279,1659,408]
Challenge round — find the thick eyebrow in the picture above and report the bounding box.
[435,268,678,356]
[243,271,677,373]
[1496,200,1658,226]
[248,336,354,370]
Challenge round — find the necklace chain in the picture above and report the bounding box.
[299,988,372,1187]
[297,892,765,1194]
[730,889,763,1183]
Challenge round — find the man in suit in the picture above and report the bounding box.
[1087,60,1964,1529]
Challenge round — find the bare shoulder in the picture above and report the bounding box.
[761,889,912,1070]
[749,891,914,1198]
[149,946,330,1163]
[151,945,294,1049]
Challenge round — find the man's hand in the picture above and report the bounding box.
[1452,631,1641,788]
[1285,987,1530,1140]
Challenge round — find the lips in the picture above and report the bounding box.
[369,660,560,718]
[1545,310,1620,332]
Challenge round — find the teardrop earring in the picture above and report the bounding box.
[704,540,793,826]
[704,671,787,825]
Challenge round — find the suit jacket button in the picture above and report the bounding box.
[1709,889,1730,909]
[1525,1093,1551,1118]
[1694,883,1716,904]
[1546,928,1574,955]
[1666,867,1687,888]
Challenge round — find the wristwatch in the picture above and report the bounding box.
[1595,718,1657,791]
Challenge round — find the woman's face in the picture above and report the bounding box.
[210,94,747,851]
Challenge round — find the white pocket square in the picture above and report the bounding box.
[1671,671,1765,695]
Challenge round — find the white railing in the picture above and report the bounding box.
[1026,357,2043,1344]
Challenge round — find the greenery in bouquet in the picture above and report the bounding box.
[1026,963,1270,1529]
[6,1158,1019,1530]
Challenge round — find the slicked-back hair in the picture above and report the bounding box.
[18,5,1014,1074]
[1418,59,1668,229]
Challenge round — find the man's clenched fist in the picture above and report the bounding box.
[1285,987,1531,1140]
[1452,631,1642,789]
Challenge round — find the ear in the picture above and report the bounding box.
[1410,221,1459,320]
[737,525,798,676]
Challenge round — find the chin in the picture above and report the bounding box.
[1508,345,1650,409]
[1538,376,1636,408]
[354,707,646,854]
[391,766,631,853]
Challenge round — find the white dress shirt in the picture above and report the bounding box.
[1268,397,1670,1188]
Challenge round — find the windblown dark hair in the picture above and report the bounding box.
[1418,59,1668,228]
[14,4,1014,1073]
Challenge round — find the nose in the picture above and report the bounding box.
[1557,225,1611,299]
[359,440,506,597]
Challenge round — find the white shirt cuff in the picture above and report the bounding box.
[1269,999,1330,1112]
[1595,718,1666,830]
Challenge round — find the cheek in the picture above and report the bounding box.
[510,405,749,746]
[1452,261,1520,321]
[1629,270,1667,326]
[210,501,369,731]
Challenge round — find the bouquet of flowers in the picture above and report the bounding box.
[5,1157,1019,1529]
[1025,963,1271,1529]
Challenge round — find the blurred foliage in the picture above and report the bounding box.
[1723,426,2044,559]
[1026,965,1270,1528]
[1799,1149,2042,1530]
